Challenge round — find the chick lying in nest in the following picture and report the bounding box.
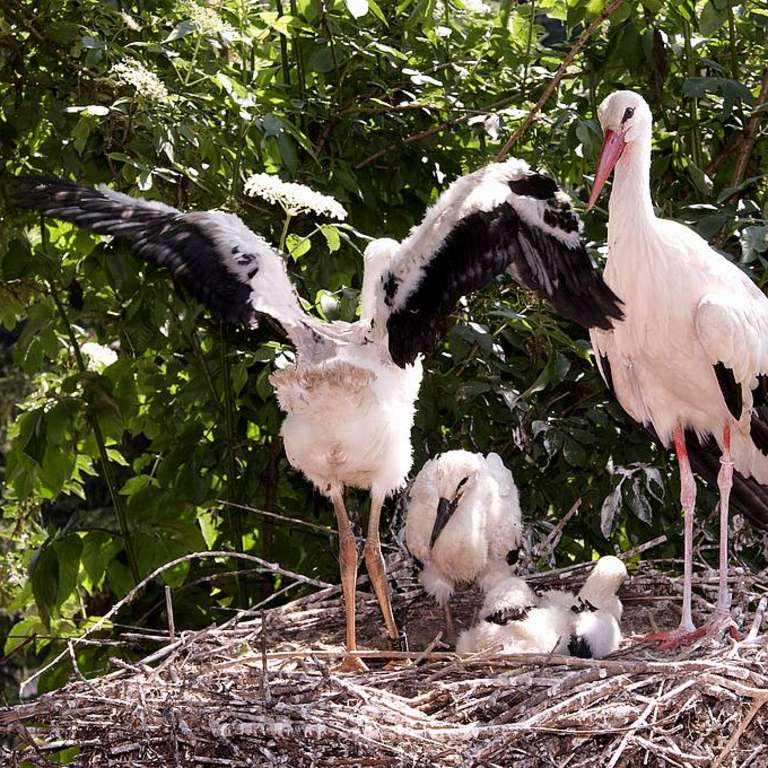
[456,556,627,659]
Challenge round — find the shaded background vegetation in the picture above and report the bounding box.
[1,0,767,702]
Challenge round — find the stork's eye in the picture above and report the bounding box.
[621,107,635,123]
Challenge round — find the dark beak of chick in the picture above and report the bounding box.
[429,475,470,549]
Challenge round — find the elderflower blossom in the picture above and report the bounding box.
[81,342,118,371]
[185,2,235,37]
[244,174,347,220]
[462,0,490,13]
[110,60,169,103]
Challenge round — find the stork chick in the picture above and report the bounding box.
[405,450,522,640]
[455,575,571,654]
[567,555,627,659]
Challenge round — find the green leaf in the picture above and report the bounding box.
[119,474,159,496]
[321,225,341,252]
[30,546,59,627]
[287,234,311,260]
[4,616,45,655]
[54,535,83,605]
[81,531,118,591]
[21,409,48,466]
[164,19,196,43]
[700,0,727,35]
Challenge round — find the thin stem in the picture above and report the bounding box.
[521,0,535,99]
[183,34,203,87]
[219,325,244,604]
[726,0,738,82]
[275,0,291,86]
[289,0,305,102]
[682,19,702,171]
[230,117,248,199]
[49,281,140,584]
[279,212,293,251]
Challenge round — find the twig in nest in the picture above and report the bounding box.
[20,550,332,695]
[537,498,581,561]
[745,595,767,643]
[165,586,176,643]
[260,610,272,708]
[496,0,625,160]
[712,692,768,768]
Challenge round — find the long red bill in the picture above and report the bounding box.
[587,129,626,211]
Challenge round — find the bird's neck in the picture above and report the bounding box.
[608,134,655,230]
[359,263,383,325]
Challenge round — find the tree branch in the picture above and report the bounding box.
[727,66,768,204]
[496,0,625,161]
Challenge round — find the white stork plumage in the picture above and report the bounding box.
[564,555,626,659]
[456,556,626,658]
[404,449,522,639]
[587,90,768,648]
[13,159,622,669]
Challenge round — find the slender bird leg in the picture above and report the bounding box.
[643,423,701,650]
[677,423,697,634]
[717,422,733,615]
[697,422,741,639]
[330,486,367,673]
[364,490,400,644]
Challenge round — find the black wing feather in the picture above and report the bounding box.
[713,362,743,420]
[9,176,256,326]
[386,172,623,367]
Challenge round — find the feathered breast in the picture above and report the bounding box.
[270,361,376,413]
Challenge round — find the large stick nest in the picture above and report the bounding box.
[2,556,768,767]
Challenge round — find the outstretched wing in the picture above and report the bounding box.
[377,159,624,367]
[10,176,322,348]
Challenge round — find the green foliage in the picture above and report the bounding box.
[1,0,767,697]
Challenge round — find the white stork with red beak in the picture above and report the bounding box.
[587,90,768,648]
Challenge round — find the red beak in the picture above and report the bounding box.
[587,129,626,211]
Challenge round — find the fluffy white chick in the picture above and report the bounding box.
[405,450,522,638]
[455,576,571,655]
[567,555,627,659]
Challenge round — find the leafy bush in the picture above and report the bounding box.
[1,0,767,696]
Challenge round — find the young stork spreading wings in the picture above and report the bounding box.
[13,159,622,670]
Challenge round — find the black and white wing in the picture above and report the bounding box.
[10,176,324,349]
[375,159,624,367]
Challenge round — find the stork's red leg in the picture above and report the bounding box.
[676,422,697,633]
[330,487,367,672]
[644,422,738,651]
[364,491,399,642]
[643,422,700,650]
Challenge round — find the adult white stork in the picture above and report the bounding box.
[404,449,522,639]
[587,90,768,648]
[13,159,622,670]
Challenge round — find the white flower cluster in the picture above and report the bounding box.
[110,60,169,102]
[81,342,118,371]
[463,0,491,13]
[244,173,347,220]
[185,3,235,37]
[433,0,490,17]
